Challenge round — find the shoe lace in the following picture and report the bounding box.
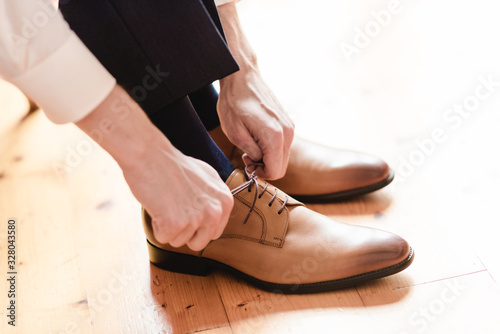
[230,164,288,225]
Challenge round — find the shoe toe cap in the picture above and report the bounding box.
[359,229,411,271]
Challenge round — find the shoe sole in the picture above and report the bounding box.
[147,240,414,294]
[289,169,395,203]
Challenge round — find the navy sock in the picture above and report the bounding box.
[148,97,234,181]
[188,84,221,131]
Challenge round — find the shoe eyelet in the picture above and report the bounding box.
[268,203,272,207]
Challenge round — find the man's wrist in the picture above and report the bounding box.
[218,2,258,74]
[219,65,259,92]
[75,85,176,172]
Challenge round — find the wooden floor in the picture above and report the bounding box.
[1,0,500,333]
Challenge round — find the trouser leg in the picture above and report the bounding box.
[59,0,238,180]
[148,96,234,181]
[188,84,221,132]
[59,0,238,114]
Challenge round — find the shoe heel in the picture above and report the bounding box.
[147,240,213,276]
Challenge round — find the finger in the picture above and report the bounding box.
[232,127,263,162]
[203,202,223,240]
[274,121,294,179]
[169,223,197,248]
[242,153,259,166]
[151,217,179,244]
[242,154,266,177]
[211,194,233,240]
[259,130,285,180]
[186,226,212,251]
[281,123,294,175]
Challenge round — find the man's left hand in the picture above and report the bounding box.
[217,69,294,180]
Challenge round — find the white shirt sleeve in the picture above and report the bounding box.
[0,0,116,124]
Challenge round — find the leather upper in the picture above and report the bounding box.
[143,170,410,285]
[270,138,391,195]
[209,125,391,196]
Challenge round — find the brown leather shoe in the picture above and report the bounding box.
[143,169,413,294]
[209,126,394,203]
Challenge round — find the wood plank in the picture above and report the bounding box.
[195,325,234,334]
[0,114,91,333]
[358,271,500,334]
[214,271,370,334]
[0,80,28,133]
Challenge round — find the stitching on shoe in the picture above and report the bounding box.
[221,192,287,248]
[233,193,268,244]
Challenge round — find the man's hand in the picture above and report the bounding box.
[123,147,234,251]
[218,70,294,180]
[76,85,233,251]
[217,2,294,180]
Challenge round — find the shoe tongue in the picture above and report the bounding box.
[225,169,303,207]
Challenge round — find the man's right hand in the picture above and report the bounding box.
[122,146,234,251]
[76,85,233,251]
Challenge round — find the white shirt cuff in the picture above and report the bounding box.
[9,32,116,124]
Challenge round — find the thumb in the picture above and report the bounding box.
[242,154,268,178]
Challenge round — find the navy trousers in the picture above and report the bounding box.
[60,0,239,115]
[60,0,237,179]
